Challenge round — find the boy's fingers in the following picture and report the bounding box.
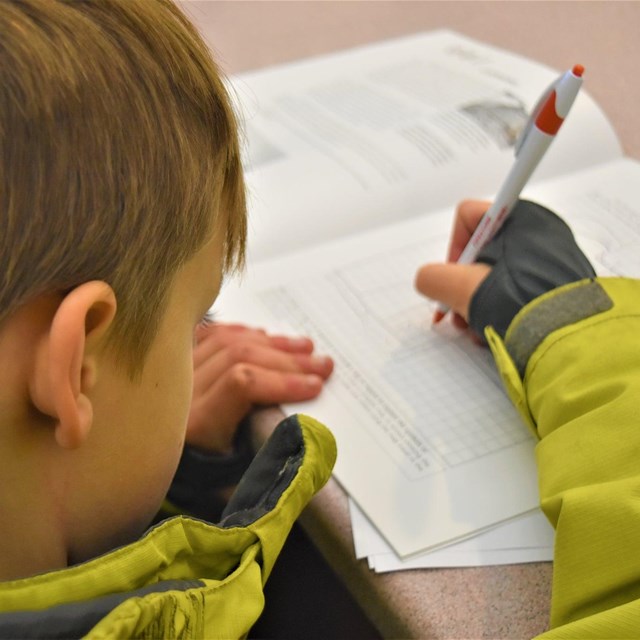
[447,200,491,262]
[193,324,270,367]
[193,342,333,396]
[221,364,325,405]
[415,262,491,321]
[451,313,469,330]
[188,365,326,452]
[194,324,317,368]
[267,334,315,354]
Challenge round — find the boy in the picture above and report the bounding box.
[3,2,636,638]
[0,1,334,637]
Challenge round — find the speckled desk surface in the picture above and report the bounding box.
[183,2,640,637]
[250,409,552,639]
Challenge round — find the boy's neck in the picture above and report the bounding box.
[0,299,72,581]
[0,456,69,581]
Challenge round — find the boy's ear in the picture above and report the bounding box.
[31,281,117,450]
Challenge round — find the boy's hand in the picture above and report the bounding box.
[187,323,334,454]
[415,199,596,340]
[414,200,492,331]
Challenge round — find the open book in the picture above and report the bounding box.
[217,31,640,557]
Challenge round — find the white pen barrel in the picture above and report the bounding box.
[457,129,554,265]
[493,129,554,209]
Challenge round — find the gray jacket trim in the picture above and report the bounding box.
[0,579,203,639]
[505,280,613,377]
[220,414,305,528]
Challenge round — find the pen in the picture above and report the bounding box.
[434,64,584,322]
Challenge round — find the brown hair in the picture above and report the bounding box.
[0,0,246,374]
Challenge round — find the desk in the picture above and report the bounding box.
[183,3,640,637]
[251,409,552,638]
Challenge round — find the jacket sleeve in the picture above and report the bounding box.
[486,277,640,638]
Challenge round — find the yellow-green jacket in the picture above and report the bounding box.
[0,414,336,639]
[488,277,640,637]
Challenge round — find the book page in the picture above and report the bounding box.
[217,158,640,557]
[524,159,640,279]
[231,31,622,262]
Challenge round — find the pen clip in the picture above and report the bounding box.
[514,77,558,156]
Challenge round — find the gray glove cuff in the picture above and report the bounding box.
[468,199,596,339]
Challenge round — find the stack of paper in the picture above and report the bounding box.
[349,499,554,573]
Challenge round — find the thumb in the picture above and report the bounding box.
[414,262,491,321]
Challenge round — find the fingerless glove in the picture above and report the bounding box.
[469,199,596,339]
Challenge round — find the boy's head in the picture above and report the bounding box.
[0,0,246,577]
[1,0,246,372]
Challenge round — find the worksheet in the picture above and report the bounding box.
[218,158,640,556]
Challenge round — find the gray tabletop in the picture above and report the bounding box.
[185,2,640,637]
